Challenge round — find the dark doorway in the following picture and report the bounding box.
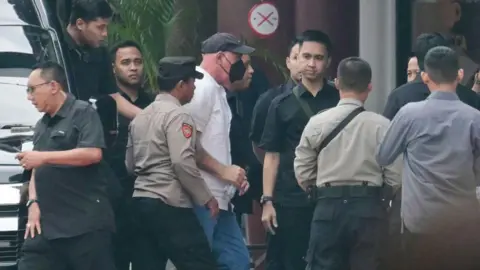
[396,0,413,86]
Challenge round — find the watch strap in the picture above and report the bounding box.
[26,199,39,208]
[260,195,273,205]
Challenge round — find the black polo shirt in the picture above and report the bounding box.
[110,90,152,193]
[63,32,117,100]
[33,94,114,239]
[383,76,480,120]
[259,81,340,206]
[250,79,296,144]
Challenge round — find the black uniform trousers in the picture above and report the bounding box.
[306,186,388,270]
[18,230,116,270]
[265,204,314,270]
[130,197,217,270]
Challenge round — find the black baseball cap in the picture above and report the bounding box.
[201,33,255,54]
[157,56,203,80]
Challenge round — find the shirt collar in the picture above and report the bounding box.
[120,88,149,104]
[55,93,76,118]
[338,98,363,107]
[297,79,329,97]
[155,92,181,106]
[427,91,459,101]
[196,66,222,89]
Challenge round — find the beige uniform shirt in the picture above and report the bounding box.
[126,93,212,208]
[294,98,402,190]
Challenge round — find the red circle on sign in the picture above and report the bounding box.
[248,2,279,39]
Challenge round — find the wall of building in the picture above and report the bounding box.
[217,0,359,84]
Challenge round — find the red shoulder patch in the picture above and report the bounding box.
[181,123,193,138]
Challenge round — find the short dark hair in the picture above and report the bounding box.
[298,30,332,56]
[287,36,302,55]
[69,0,113,25]
[32,61,68,91]
[336,57,372,93]
[413,32,450,70]
[109,40,143,62]
[424,46,459,85]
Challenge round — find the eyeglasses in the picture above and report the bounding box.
[26,81,51,94]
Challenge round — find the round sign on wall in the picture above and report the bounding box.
[248,2,279,38]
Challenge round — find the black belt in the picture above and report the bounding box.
[307,182,383,202]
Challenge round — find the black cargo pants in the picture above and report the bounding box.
[306,185,388,270]
[130,197,217,270]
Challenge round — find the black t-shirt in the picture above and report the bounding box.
[33,94,114,239]
[63,32,117,101]
[259,81,339,206]
[383,76,480,120]
[109,90,152,196]
[250,79,296,144]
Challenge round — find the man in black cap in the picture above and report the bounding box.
[184,33,254,270]
[126,56,219,270]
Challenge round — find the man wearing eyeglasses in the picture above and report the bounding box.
[17,61,115,270]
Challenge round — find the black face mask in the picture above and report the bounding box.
[228,59,247,83]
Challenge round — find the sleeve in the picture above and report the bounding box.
[183,81,214,132]
[472,117,480,186]
[376,108,411,167]
[166,111,213,205]
[125,124,134,174]
[382,91,400,120]
[294,119,319,189]
[249,91,272,144]
[99,48,118,95]
[376,122,402,189]
[76,105,106,148]
[258,99,285,153]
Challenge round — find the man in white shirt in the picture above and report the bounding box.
[184,33,254,270]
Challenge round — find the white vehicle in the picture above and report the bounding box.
[0,0,67,268]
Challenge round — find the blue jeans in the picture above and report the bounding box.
[194,206,250,270]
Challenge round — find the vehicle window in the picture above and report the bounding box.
[0,25,57,77]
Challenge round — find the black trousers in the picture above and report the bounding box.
[112,197,133,270]
[379,193,403,270]
[130,197,217,270]
[18,230,116,270]
[403,219,480,270]
[265,204,314,270]
[307,195,387,270]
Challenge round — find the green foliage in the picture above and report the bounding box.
[108,0,288,90]
[108,0,179,90]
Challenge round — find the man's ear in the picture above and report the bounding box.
[367,82,373,93]
[75,18,85,31]
[112,63,116,75]
[457,68,464,83]
[334,77,340,90]
[421,71,429,85]
[326,57,332,69]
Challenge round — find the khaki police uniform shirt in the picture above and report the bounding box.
[294,98,402,190]
[126,93,213,208]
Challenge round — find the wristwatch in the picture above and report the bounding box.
[26,199,39,208]
[260,195,273,205]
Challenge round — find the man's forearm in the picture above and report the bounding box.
[44,148,102,166]
[263,152,280,196]
[28,170,37,200]
[111,93,141,120]
[196,144,226,180]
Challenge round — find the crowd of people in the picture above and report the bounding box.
[12,0,480,270]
